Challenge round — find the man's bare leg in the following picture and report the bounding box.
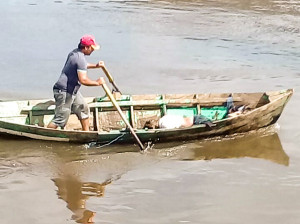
[80,118,90,131]
[47,122,58,129]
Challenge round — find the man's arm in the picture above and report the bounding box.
[78,70,105,86]
[87,61,105,69]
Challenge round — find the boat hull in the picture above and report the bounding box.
[0,89,293,145]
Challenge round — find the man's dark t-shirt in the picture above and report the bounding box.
[54,49,87,95]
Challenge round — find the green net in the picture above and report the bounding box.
[200,106,227,120]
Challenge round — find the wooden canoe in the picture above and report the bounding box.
[0,89,293,145]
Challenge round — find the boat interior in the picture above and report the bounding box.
[0,90,287,132]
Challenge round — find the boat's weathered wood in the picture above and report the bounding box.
[93,107,99,131]
[0,89,293,144]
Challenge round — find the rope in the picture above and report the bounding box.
[86,133,126,149]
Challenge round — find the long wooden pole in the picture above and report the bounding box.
[101,83,144,151]
[101,66,122,94]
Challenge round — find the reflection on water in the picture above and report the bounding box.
[0,126,292,224]
[153,127,289,166]
[52,174,118,223]
[193,132,288,165]
[0,126,289,168]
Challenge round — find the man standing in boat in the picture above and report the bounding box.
[47,35,105,131]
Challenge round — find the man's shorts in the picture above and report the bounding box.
[51,89,90,128]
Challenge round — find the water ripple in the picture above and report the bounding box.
[0,159,28,178]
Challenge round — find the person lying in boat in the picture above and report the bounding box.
[47,35,105,131]
[144,114,215,129]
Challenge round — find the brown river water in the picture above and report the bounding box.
[0,0,300,223]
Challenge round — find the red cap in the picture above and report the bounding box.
[80,35,100,50]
